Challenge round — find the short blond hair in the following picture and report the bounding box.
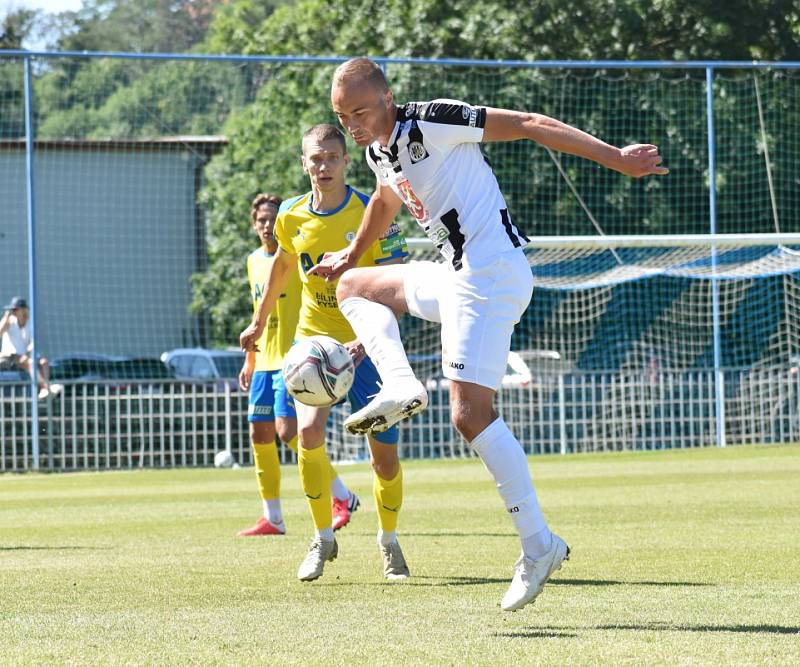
[332,57,389,93]
[302,123,346,152]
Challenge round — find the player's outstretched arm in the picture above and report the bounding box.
[482,108,668,178]
[309,183,403,283]
[239,248,297,351]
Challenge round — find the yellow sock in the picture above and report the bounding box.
[373,465,403,533]
[297,444,332,530]
[284,435,298,454]
[252,442,280,500]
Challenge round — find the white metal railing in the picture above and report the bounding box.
[2,369,799,471]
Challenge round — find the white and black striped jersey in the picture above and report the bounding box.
[365,99,529,271]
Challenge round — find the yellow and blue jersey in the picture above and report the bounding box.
[247,247,302,371]
[274,186,409,344]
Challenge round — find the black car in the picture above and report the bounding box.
[49,354,174,393]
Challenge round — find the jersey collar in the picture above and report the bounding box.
[381,104,408,150]
[308,185,353,217]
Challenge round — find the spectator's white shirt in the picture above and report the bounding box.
[1,315,31,357]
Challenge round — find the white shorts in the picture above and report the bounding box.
[403,249,533,390]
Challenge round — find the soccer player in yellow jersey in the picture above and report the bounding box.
[240,124,410,581]
[237,193,360,536]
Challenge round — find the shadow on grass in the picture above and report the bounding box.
[320,575,511,587]
[496,630,579,639]
[341,532,517,538]
[321,575,713,588]
[0,545,108,551]
[552,578,712,587]
[499,623,800,637]
[594,623,800,635]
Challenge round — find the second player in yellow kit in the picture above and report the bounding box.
[240,124,411,582]
[237,193,359,537]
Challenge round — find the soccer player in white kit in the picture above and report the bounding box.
[312,58,668,611]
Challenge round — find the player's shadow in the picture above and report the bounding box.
[400,575,712,588]
[320,575,715,589]
[496,623,800,638]
[0,545,107,551]
[349,531,517,538]
[552,578,712,587]
[498,629,580,639]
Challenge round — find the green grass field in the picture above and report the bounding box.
[2,444,799,666]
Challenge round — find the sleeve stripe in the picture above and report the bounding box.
[416,102,486,129]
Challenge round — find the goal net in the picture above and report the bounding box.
[404,235,800,376]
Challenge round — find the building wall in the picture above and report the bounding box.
[0,144,213,359]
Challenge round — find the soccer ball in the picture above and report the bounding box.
[283,335,355,407]
[214,450,235,468]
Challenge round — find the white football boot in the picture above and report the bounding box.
[297,537,338,581]
[501,534,570,611]
[344,379,428,435]
[380,540,411,580]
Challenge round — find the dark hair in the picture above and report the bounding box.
[250,193,282,224]
[302,123,347,153]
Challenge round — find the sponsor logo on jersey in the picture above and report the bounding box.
[408,141,428,163]
[462,106,470,120]
[508,506,520,513]
[380,235,405,254]
[447,361,465,370]
[426,220,450,245]
[468,107,478,127]
[380,222,402,240]
[345,231,355,242]
[397,179,428,222]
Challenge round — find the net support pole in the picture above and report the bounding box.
[24,56,41,470]
[706,66,726,448]
[558,373,567,455]
[224,381,232,453]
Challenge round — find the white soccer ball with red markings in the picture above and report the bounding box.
[283,336,355,407]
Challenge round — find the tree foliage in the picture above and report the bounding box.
[1,7,40,50]
[17,0,227,140]
[3,0,798,344]
[192,0,800,345]
[0,9,39,138]
[49,0,215,54]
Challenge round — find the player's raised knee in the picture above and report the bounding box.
[335,267,363,302]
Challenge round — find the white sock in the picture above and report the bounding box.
[316,527,335,542]
[470,417,552,560]
[377,530,397,547]
[264,499,284,526]
[522,527,553,560]
[330,475,350,502]
[339,297,417,383]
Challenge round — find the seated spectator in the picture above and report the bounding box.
[0,297,61,400]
